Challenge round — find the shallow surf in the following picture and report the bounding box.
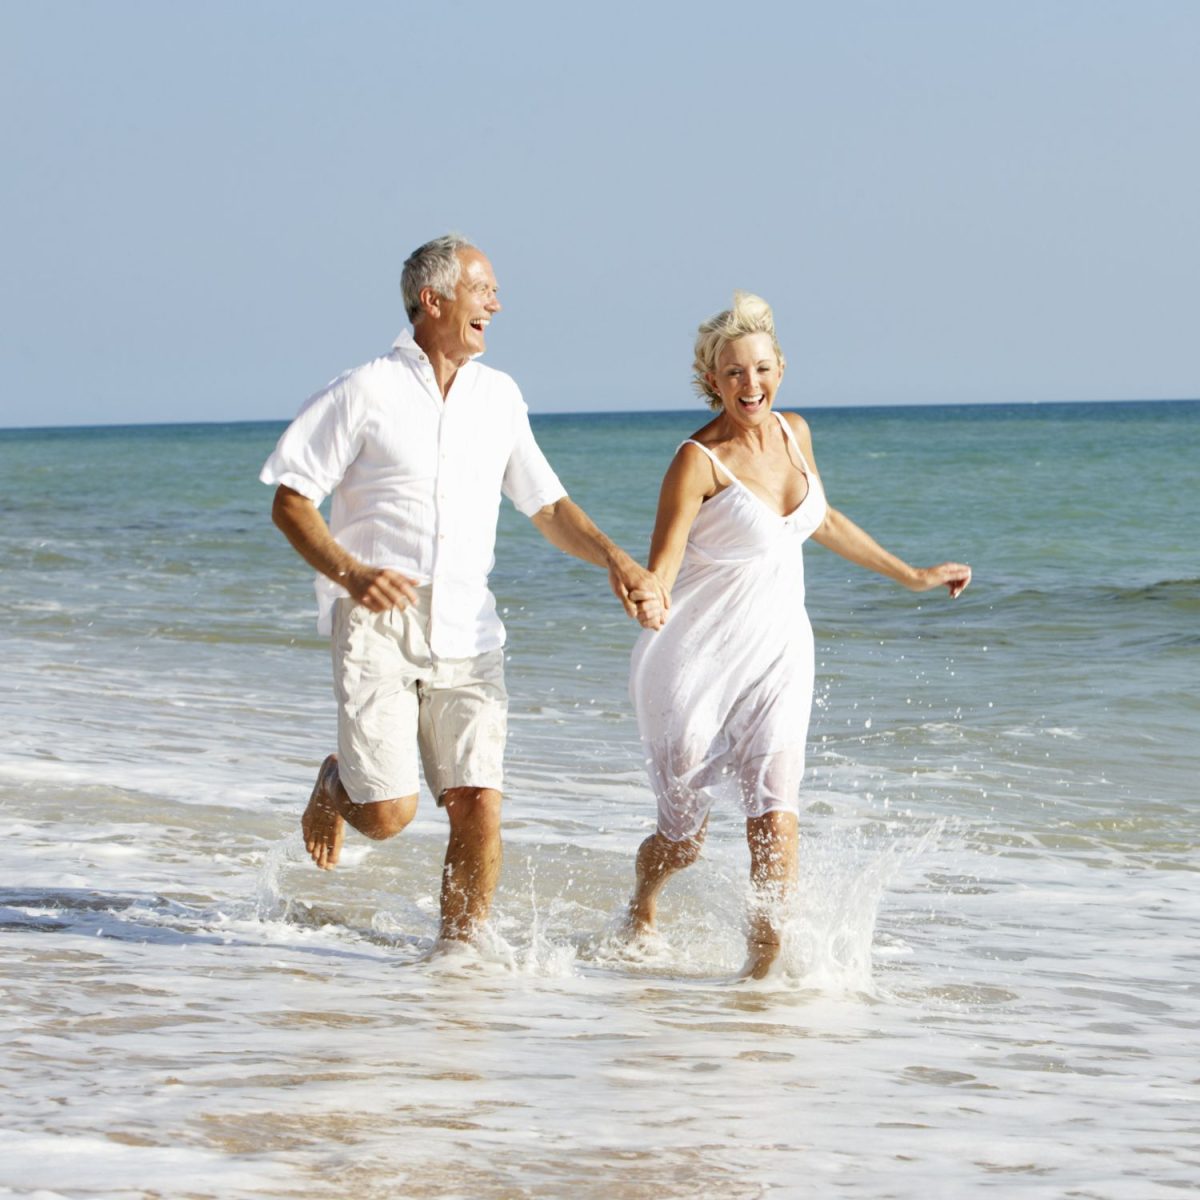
[2,401,1197,1197]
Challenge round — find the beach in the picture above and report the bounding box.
[1,401,1197,1198]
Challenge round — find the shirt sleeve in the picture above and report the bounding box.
[502,393,567,517]
[259,374,362,505]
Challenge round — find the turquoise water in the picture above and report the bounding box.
[1,401,1197,1198]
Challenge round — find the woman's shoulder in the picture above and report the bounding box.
[779,409,816,453]
[778,409,811,437]
[667,427,724,497]
[672,437,717,477]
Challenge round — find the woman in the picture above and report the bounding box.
[627,292,970,979]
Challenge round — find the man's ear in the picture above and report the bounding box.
[418,286,443,320]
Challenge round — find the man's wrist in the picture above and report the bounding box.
[331,556,363,587]
[602,543,632,570]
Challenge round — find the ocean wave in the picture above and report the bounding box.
[998,577,1200,608]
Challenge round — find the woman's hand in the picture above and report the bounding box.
[907,562,972,599]
[630,578,670,630]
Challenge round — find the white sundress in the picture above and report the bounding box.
[629,411,828,841]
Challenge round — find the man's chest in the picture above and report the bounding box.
[353,387,515,486]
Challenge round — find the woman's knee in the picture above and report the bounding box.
[655,827,705,868]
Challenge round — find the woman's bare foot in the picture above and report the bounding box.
[738,936,782,981]
[302,754,344,869]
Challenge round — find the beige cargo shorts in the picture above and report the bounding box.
[330,588,507,805]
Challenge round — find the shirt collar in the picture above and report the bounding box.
[391,328,421,356]
[390,327,486,363]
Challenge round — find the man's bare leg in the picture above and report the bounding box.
[301,754,417,869]
[439,787,503,942]
[741,810,799,980]
[627,824,706,936]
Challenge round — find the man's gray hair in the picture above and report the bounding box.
[401,233,476,321]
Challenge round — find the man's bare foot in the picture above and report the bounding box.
[623,897,656,940]
[738,936,782,981]
[302,754,344,870]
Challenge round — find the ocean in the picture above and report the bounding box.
[1,400,1197,1199]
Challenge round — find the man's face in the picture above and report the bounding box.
[433,249,502,362]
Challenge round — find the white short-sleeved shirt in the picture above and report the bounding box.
[260,330,566,657]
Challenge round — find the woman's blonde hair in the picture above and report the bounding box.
[692,291,786,410]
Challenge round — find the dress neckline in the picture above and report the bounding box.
[687,412,813,520]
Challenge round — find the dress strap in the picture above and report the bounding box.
[681,439,741,486]
[773,411,812,473]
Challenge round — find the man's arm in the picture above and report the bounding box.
[271,485,419,612]
[530,497,669,619]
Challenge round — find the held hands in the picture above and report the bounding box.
[608,555,670,627]
[907,562,972,599]
[343,564,420,612]
[630,582,669,630]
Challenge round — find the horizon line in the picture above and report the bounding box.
[1,394,1197,435]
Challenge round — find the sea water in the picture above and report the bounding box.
[0,401,1196,1198]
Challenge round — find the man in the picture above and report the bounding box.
[261,234,663,943]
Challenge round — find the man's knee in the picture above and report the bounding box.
[443,787,503,837]
[357,793,418,840]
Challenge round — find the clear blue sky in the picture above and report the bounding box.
[1,1,1197,427]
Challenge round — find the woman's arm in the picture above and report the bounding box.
[632,444,713,629]
[812,507,971,596]
[786,413,971,599]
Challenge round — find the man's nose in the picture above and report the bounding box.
[487,293,502,313]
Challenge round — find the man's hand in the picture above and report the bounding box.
[272,486,420,612]
[343,565,420,612]
[608,555,669,625]
[530,497,670,624]
[629,579,669,630]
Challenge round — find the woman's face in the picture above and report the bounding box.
[708,332,783,425]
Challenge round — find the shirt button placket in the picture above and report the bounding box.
[431,405,449,653]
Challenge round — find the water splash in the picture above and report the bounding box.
[780,818,946,994]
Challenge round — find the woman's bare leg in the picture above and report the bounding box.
[627,823,707,935]
[742,810,799,979]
